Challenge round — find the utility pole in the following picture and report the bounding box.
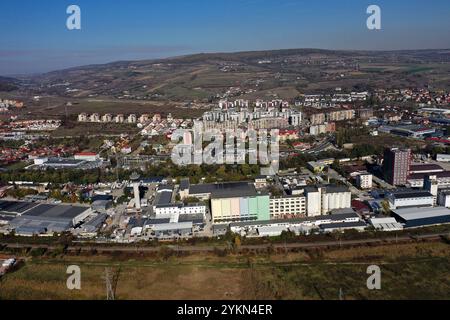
[339,288,344,301]
[102,267,120,300]
[116,154,120,182]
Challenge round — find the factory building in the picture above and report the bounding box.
[369,217,403,231]
[356,173,373,189]
[152,222,193,238]
[304,185,352,216]
[229,210,363,237]
[436,154,450,162]
[407,171,450,188]
[2,200,91,236]
[153,185,174,208]
[391,207,450,228]
[191,182,270,224]
[387,190,434,209]
[154,203,206,219]
[183,182,270,224]
[319,221,367,233]
[79,213,108,236]
[269,195,306,219]
[438,189,450,208]
[211,193,270,224]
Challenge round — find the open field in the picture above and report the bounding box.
[2,97,206,119]
[51,122,140,137]
[1,241,449,300]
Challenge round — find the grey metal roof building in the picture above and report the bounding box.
[319,221,367,232]
[91,194,113,202]
[190,181,258,199]
[0,214,15,224]
[15,225,47,236]
[154,190,173,206]
[180,178,190,191]
[178,213,205,225]
[6,201,91,234]
[212,224,229,235]
[146,217,171,225]
[92,200,113,212]
[229,211,360,228]
[151,222,193,237]
[391,207,450,228]
[389,190,434,199]
[0,200,39,215]
[82,213,108,233]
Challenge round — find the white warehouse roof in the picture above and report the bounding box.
[392,207,450,221]
[369,217,403,231]
[152,222,193,231]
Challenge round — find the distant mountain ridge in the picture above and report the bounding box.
[19,48,450,100]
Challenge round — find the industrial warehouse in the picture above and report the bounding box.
[0,200,92,236]
[391,207,450,229]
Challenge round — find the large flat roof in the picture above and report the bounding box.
[154,191,173,206]
[0,200,89,221]
[410,164,444,172]
[152,222,193,231]
[393,207,450,221]
[190,182,257,199]
[230,212,359,228]
[304,185,350,194]
[320,221,367,229]
[45,158,85,165]
[23,204,89,220]
[0,200,39,215]
[390,190,433,199]
[408,171,450,180]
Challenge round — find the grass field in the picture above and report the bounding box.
[1,241,449,300]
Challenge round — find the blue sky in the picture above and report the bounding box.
[1,0,449,75]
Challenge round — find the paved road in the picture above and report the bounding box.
[1,232,448,253]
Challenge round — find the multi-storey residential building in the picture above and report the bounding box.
[139,114,150,124]
[327,109,355,122]
[115,114,125,123]
[356,173,373,189]
[383,148,411,186]
[310,113,326,125]
[289,112,302,126]
[128,114,137,124]
[248,117,289,130]
[357,108,374,119]
[309,122,336,136]
[78,113,88,122]
[102,114,113,123]
[90,113,100,122]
